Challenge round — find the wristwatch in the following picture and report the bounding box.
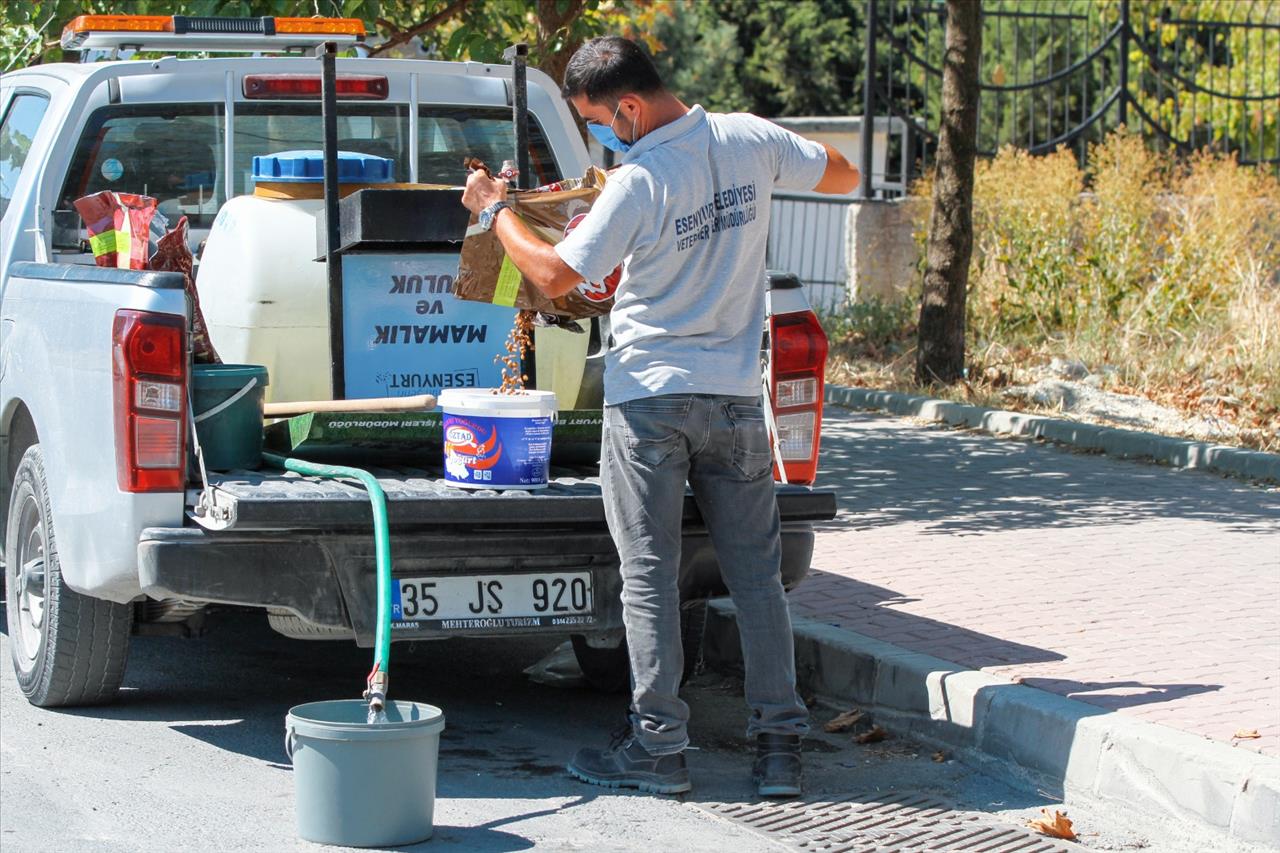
[478,200,510,232]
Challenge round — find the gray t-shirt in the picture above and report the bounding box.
[554,105,828,405]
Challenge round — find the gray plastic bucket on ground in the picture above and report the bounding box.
[286,699,445,847]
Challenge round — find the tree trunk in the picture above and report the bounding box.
[534,0,590,143]
[534,0,584,85]
[916,0,982,385]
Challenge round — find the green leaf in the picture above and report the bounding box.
[443,23,471,59]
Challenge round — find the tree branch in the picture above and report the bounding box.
[534,0,589,142]
[367,0,474,57]
[535,0,586,54]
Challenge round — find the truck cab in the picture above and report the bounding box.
[1,14,835,707]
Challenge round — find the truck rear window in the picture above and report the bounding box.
[57,104,562,229]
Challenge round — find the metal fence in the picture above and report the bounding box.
[769,0,1278,311]
[766,192,851,312]
[865,0,1280,195]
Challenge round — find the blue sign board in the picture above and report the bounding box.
[341,252,515,399]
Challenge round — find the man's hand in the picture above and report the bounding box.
[462,169,508,215]
[456,163,592,299]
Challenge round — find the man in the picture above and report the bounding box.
[461,36,859,798]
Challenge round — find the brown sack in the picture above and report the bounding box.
[454,167,621,320]
[150,215,221,364]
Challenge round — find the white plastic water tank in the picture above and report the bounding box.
[196,150,394,404]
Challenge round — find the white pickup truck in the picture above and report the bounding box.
[0,14,835,707]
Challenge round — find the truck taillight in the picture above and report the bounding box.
[770,310,828,485]
[242,74,389,100]
[113,310,187,493]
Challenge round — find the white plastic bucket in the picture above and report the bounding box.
[286,699,445,847]
[439,389,556,490]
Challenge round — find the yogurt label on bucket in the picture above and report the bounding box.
[443,419,502,481]
[442,413,552,487]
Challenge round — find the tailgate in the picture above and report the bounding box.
[189,465,837,531]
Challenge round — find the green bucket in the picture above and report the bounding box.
[192,364,268,471]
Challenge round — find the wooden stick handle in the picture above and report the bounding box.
[264,394,438,418]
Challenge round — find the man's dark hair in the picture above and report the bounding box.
[561,36,665,103]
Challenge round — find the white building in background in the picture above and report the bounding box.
[590,113,922,311]
[766,116,922,311]
[771,115,915,198]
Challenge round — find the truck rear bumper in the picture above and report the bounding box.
[138,522,821,646]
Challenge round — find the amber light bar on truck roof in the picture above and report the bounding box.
[61,14,365,53]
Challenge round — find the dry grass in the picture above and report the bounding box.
[824,131,1280,452]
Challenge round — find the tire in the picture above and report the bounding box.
[571,599,707,694]
[570,633,630,693]
[679,598,708,681]
[267,609,354,640]
[5,445,132,707]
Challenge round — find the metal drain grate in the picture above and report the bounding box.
[697,791,1080,852]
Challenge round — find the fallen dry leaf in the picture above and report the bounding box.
[932,751,947,763]
[824,708,864,733]
[1026,808,1077,841]
[1233,729,1261,739]
[854,725,889,745]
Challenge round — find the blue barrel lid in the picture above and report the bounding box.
[252,150,394,184]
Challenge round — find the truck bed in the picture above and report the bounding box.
[191,465,838,531]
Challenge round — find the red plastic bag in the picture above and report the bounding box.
[73,191,157,269]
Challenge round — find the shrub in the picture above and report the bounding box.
[903,129,1280,447]
[820,296,917,355]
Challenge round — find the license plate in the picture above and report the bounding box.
[392,571,594,630]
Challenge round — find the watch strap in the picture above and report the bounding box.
[481,200,510,231]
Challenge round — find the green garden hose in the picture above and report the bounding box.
[263,453,392,714]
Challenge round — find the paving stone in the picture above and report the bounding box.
[792,407,1280,757]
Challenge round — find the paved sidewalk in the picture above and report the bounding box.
[790,406,1280,757]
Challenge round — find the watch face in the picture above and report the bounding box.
[479,208,493,230]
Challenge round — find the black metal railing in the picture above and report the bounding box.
[862,0,1280,196]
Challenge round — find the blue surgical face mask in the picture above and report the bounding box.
[587,101,636,154]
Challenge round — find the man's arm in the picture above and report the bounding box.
[460,170,585,299]
[811,143,861,195]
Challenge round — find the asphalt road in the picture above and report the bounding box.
[0,603,1241,852]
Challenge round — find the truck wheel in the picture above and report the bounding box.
[679,598,707,681]
[570,633,630,693]
[267,609,354,640]
[571,600,708,693]
[4,446,132,707]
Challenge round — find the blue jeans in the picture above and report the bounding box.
[601,393,810,755]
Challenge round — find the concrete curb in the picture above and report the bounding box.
[704,599,1280,848]
[824,385,1280,484]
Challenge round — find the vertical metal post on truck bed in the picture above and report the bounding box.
[318,40,346,398]
[504,41,536,386]
[504,43,531,190]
